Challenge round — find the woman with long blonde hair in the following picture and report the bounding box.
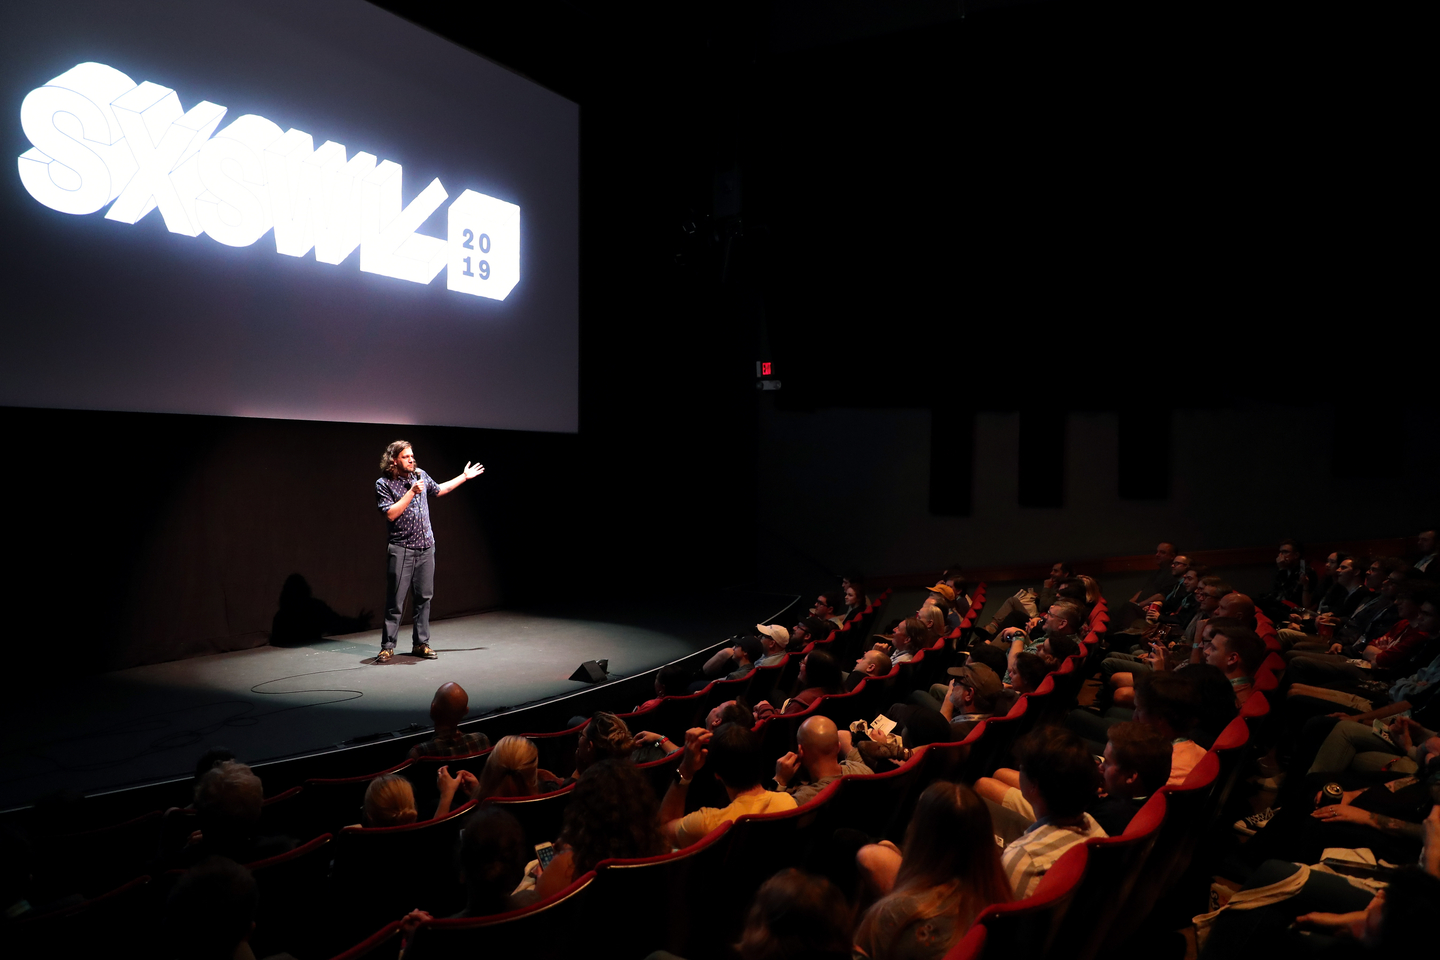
[853,782,1011,959]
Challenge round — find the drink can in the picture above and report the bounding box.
[1318,782,1343,807]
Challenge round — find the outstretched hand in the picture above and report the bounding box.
[463,461,485,479]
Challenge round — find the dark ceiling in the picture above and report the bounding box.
[367,0,1405,412]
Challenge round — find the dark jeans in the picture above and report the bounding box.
[1199,860,1374,960]
[383,543,435,650]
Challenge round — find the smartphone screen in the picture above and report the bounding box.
[535,841,556,870]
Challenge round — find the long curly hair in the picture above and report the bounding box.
[379,440,416,479]
[559,759,664,874]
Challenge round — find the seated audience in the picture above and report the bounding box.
[168,761,295,869]
[901,662,1003,738]
[660,723,797,849]
[360,773,418,827]
[568,711,635,783]
[1134,673,1208,786]
[997,727,1109,897]
[533,759,666,899]
[1284,583,1437,697]
[453,805,529,918]
[1256,538,1319,621]
[1305,556,1404,654]
[436,735,561,817]
[736,869,853,960]
[976,721,1171,837]
[846,648,893,691]
[993,600,1083,684]
[853,782,1011,959]
[873,618,926,664]
[635,663,690,712]
[780,649,845,714]
[1008,651,1050,697]
[408,682,490,759]
[162,856,263,960]
[983,561,1073,636]
[1414,527,1438,579]
[697,635,767,687]
[1129,541,1182,606]
[773,715,872,804]
[916,584,953,637]
[843,580,870,623]
[754,624,791,666]
[793,614,837,647]
[812,591,846,628]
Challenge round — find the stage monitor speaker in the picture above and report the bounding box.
[569,659,609,684]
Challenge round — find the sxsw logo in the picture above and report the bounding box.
[17,62,519,300]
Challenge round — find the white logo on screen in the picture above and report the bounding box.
[16,62,518,300]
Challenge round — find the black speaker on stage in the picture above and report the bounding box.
[569,659,609,684]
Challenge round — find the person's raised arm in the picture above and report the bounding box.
[659,728,709,846]
[384,478,423,521]
[436,461,485,496]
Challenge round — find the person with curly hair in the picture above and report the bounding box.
[372,440,486,664]
[532,759,666,899]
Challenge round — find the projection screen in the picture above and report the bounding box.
[0,0,579,432]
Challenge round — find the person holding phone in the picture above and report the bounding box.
[373,440,484,663]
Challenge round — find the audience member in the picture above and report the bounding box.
[781,649,844,714]
[812,591,846,628]
[1308,557,1405,653]
[736,869,853,960]
[996,727,1108,897]
[636,663,690,712]
[436,735,559,817]
[162,856,262,960]
[660,723,797,848]
[698,635,767,686]
[1129,542,1182,606]
[873,619,926,664]
[754,624,791,666]
[846,649,893,691]
[1133,673,1208,786]
[773,715,873,804]
[361,773,418,827]
[408,682,490,759]
[794,615,837,646]
[453,805,528,918]
[532,759,666,899]
[843,581,870,623]
[1257,538,1319,620]
[984,562,1072,637]
[169,761,295,869]
[1412,527,1438,579]
[853,782,1011,959]
[975,721,1170,837]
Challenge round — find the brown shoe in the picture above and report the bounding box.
[411,644,438,660]
[375,649,394,663]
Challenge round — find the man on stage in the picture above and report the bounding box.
[374,441,484,663]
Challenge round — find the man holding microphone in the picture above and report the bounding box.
[374,440,484,663]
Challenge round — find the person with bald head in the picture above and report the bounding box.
[845,649,893,691]
[772,715,872,805]
[409,682,491,759]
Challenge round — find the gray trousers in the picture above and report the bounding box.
[383,543,435,650]
[1310,719,1418,780]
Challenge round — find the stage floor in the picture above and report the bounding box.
[0,594,795,810]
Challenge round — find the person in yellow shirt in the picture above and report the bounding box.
[660,722,797,848]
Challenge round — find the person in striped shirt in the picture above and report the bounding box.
[999,727,1108,898]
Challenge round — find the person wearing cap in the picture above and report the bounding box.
[754,624,790,667]
[920,583,957,636]
[925,582,963,632]
[902,662,1004,738]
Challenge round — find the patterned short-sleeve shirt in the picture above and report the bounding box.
[376,469,441,548]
